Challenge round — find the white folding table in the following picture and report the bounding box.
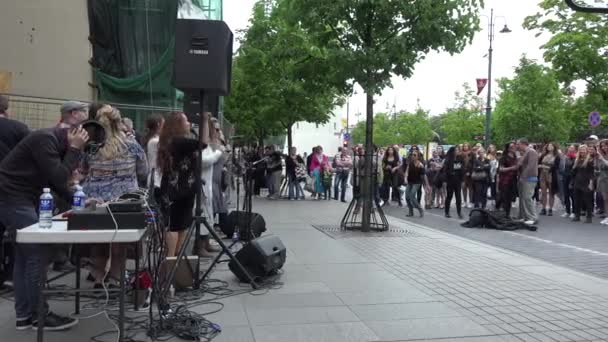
[17,220,147,342]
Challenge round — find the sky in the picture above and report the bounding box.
[223,0,558,120]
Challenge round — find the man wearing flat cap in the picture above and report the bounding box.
[0,101,90,331]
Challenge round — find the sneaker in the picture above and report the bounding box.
[16,318,32,331]
[540,209,547,216]
[569,213,575,219]
[548,209,553,216]
[601,218,608,225]
[32,312,78,331]
[561,213,569,218]
[524,220,536,225]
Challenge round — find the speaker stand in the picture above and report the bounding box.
[196,216,258,289]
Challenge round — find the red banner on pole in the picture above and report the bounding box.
[476,78,488,95]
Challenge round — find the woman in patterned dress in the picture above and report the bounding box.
[82,105,148,289]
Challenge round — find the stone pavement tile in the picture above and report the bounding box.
[246,306,360,326]
[396,337,508,342]
[510,322,536,333]
[568,329,601,340]
[554,329,590,341]
[240,292,343,309]
[526,332,559,342]
[210,326,255,342]
[349,302,463,322]
[366,317,494,341]
[335,288,435,305]
[269,281,333,295]
[482,324,509,335]
[509,333,544,342]
[520,321,551,333]
[495,324,524,334]
[586,329,608,339]
[251,322,378,342]
[191,297,249,327]
[539,331,573,342]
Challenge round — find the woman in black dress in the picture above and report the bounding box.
[443,146,465,219]
[381,146,401,206]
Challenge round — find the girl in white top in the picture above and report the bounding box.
[142,114,164,187]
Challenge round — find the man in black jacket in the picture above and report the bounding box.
[0,95,30,288]
[0,101,89,331]
[0,95,29,162]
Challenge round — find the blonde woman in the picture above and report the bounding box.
[82,105,148,288]
[571,144,595,223]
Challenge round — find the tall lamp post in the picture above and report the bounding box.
[484,8,511,148]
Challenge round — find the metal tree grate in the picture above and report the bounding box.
[313,224,422,239]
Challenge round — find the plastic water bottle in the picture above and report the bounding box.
[72,182,86,211]
[39,188,54,229]
[232,229,240,243]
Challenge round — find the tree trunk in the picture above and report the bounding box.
[287,123,293,153]
[258,136,264,148]
[361,91,374,232]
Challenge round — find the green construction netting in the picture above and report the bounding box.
[88,0,223,129]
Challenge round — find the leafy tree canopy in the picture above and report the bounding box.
[224,0,343,145]
[492,57,569,144]
[284,0,484,95]
[438,83,485,145]
[350,109,433,146]
[524,0,608,100]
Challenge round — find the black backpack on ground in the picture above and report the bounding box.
[461,209,537,231]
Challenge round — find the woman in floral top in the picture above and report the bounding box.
[81,105,148,289]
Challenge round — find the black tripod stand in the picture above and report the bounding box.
[198,155,260,286]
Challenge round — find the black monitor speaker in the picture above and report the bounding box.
[173,19,233,95]
[229,235,286,283]
[222,211,266,241]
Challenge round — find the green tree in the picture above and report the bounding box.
[392,108,434,145]
[524,0,608,101]
[284,0,483,229]
[439,83,485,144]
[350,110,433,146]
[492,57,569,144]
[568,91,608,141]
[225,1,343,147]
[523,0,608,142]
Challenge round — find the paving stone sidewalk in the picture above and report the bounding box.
[2,198,608,341]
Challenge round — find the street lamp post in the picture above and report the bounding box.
[484,9,511,148]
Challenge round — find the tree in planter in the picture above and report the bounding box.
[492,57,569,145]
[284,0,483,230]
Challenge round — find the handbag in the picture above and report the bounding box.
[295,164,307,181]
[304,175,314,192]
[471,170,487,181]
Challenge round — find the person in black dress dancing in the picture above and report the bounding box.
[443,146,465,219]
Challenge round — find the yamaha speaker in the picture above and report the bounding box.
[229,235,286,283]
[173,19,233,95]
[223,211,266,241]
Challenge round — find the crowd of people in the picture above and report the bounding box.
[249,136,608,227]
[0,95,234,331]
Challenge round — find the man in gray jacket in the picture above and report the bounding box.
[517,138,539,225]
